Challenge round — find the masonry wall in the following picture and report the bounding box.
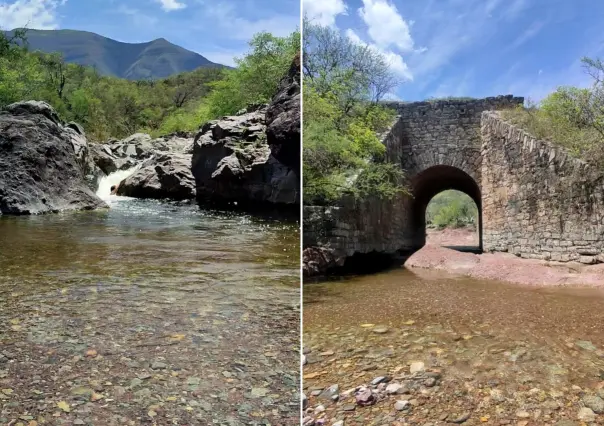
[481,111,604,263]
[383,96,524,182]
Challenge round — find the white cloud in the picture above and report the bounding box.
[346,28,413,81]
[156,0,186,12]
[357,0,414,52]
[0,0,65,29]
[303,0,346,27]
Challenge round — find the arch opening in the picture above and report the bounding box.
[410,165,482,252]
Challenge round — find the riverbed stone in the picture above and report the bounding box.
[583,395,604,414]
[578,407,596,422]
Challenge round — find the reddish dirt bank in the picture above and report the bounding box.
[411,228,604,287]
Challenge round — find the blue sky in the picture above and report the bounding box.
[0,0,300,66]
[303,0,604,102]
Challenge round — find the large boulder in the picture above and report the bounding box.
[266,54,301,173]
[0,101,107,215]
[116,153,195,200]
[191,107,299,206]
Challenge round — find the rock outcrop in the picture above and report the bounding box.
[117,153,195,200]
[191,57,300,207]
[89,133,192,175]
[266,53,300,173]
[0,101,106,215]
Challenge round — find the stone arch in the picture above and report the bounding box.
[409,165,482,251]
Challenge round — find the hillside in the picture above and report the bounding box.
[5,28,225,80]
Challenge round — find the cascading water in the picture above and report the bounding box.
[95,165,140,203]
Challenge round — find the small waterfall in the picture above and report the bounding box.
[96,166,140,202]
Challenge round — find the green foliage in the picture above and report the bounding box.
[0,28,299,142]
[427,190,478,229]
[206,31,300,117]
[303,80,405,204]
[501,56,604,165]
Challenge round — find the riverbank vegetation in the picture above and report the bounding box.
[501,57,604,164]
[426,190,478,229]
[302,19,406,205]
[0,28,299,141]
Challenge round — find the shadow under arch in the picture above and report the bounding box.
[410,165,482,251]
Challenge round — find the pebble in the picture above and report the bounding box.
[385,382,403,394]
[355,387,374,406]
[372,326,389,334]
[515,410,530,418]
[450,412,470,423]
[332,421,344,426]
[151,361,167,370]
[318,384,339,401]
[423,377,436,387]
[577,407,596,422]
[342,404,356,411]
[410,361,425,373]
[73,420,85,425]
[371,376,387,385]
[583,395,604,414]
[250,388,269,398]
[394,400,409,411]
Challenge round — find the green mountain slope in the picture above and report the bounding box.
[6,28,226,80]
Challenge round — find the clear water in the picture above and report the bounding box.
[0,199,300,425]
[304,268,604,425]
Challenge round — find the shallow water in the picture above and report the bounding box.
[303,268,604,425]
[0,198,300,425]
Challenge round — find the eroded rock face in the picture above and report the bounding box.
[90,133,193,175]
[0,101,106,215]
[192,106,299,206]
[116,153,196,200]
[191,56,301,208]
[266,53,300,173]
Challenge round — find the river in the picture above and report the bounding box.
[0,191,300,425]
[303,268,604,425]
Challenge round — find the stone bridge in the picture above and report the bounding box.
[303,95,604,275]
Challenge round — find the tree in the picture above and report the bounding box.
[303,18,399,107]
[206,30,300,117]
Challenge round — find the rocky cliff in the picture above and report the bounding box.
[191,57,300,208]
[0,101,106,215]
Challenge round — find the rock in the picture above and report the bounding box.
[578,407,596,422]
[250,388,269,398]
[265,54,300,173]
[192,106,299,207]
[318,384,339,402]
[449,412,471,423]
[303,246,346,277]
[372,326,389,334]
[516,410,530,418]
[342,404,356,411]
[151,361,167,370]
[117,153,196,200]
[575,340,597,351]
[0,101,107,214]
[332,421,344,426]
[302,393,308,410]
[355,387,375,406]
[424,377,437,387]
[583,395,604,414]
[371,376,388,386]
[385,383,403,394]
[394,400,409,411]
[410,362,425,374]
[73,420,85,425]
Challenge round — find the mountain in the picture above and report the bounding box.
[6,29,226,80]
